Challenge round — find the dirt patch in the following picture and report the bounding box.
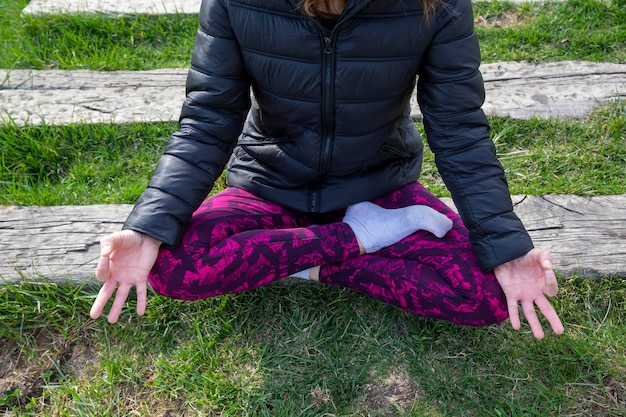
[0,367,46,404]
[475,11,520,28]
[0,330,71,409]
[0,344,20,380]
[562,374,626,416]
[0,329,93,411]
[361,368,421,416]
[582,375,626,416]
[1,327,192,415]
[603,376,626,409]
[64,343,99,381]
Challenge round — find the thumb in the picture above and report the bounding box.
[539,251,559,297]
[532,248,553,271]
[99,236,113,257]
[541,257,553,271]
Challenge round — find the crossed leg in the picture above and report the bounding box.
[148,184,508,326]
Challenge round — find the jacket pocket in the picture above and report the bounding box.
[379,143,413,159]
[237,134,290,146]
[378,123,423,160]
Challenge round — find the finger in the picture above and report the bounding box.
[90,278,118,319]
[95,255,110,283]
[521,300,545,340]
[535,296,565,335]
[135,280,148,317]
[506,297,522,330]
[543,267,559,297]
[107,283,132,324]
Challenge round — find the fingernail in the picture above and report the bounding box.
[543,259,552,268]
[101,244,110,255]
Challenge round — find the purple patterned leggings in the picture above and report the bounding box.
[148,183,508,326]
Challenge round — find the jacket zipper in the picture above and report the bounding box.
[309,25,337,212]
[310,28,339,212]
[309,2,368,212]
[312,32,337,212]
[320,34,335,175]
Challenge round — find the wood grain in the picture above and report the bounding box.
[2,195,624,283]
[2,61,624,125]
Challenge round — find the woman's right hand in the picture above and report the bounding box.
[90,230,162,323]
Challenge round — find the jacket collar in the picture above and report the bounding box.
[284,0,371,20]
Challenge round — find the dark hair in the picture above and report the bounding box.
[300,0,441,21]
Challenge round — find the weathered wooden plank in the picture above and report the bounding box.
[23,0,202,14]
[0,69,186,126]
[1,195,624,284]
[511,195,626,277]
[2,62,624,126]
[0,205,132,283]
[21,0,563,15]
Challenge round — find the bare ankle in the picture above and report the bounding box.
[356,237,366,255]
[309,266,321,281]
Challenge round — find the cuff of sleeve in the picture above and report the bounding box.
[470,214,535,272]
[122,190,190,248]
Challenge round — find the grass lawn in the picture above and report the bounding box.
[1,0,625,415]
[1,275,625,416]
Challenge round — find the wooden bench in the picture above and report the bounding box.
[2,194,625,284]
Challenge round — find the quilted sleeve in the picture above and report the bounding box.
[123,0,251,246]
[417,0,533,271]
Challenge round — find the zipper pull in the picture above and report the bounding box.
[324,37,333,54]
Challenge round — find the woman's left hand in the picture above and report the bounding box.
[494,248,564,339]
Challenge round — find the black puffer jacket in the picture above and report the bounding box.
[124,0,534,271]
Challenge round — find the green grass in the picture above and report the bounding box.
[0,121,174,205]
[474,0,626,62]
[1,0,625,69]
[0,0,197,70]
[1,275,625,416]
[1,100,623,206]
[421,101,626,198]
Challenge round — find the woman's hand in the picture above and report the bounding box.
[494,248,564,339]
[90,230,161,323]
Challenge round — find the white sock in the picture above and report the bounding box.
[343,201,453,253]
[291,268,310,280]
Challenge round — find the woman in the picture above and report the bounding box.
[90,0,563,339]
